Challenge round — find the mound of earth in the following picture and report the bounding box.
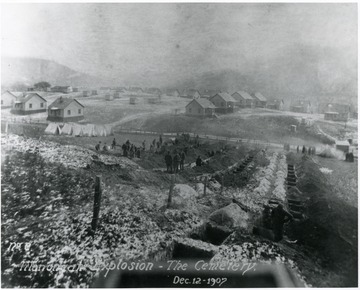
[209,203,250,230]
[170,184,199,209]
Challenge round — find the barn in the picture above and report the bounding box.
[185,98,216,117]
[209,93,237,113]
[47,97,84,122]
[11,93,47,115]
[231,91,254,108]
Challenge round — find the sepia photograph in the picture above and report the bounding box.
[0,2,358,288]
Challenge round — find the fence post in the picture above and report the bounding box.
[203,176,208,196]
[167,175,175,208]
[221,174,224,194]
[91,176,102,233]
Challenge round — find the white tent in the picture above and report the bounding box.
[61,123,73,135]
[72,124,84,137]
[83,124,96,137]
[95,125,107,136]
[104,124,113,136]
[45,123,62,135]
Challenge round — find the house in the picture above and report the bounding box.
[166,89,180,97]
[252,92,267,108]
[231,91,254,108]
[51,86,73,94]
[336,140,350,153]
[129,87,143,94]
[105,94,113,101]
[11,93,47,115]
[146,87,162,95]
[113,91,120,99]
[47,97,84,122]
[185,98,216,117]
[319,102,351,121]
[129,97,138,104]
[201,89,221,99]
[1,91,23,108]
[290,100,312,113]
[209,93,237,113]
[267,99,284,110]
[181,89,201,99]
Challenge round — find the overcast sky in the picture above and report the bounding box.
[1,3,357,85]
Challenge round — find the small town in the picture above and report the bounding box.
[1,3,358,288]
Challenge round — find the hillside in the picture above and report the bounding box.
[1,57,104,88]
[169,44,357,104]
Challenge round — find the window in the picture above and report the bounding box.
[78,109,81,114]
[29,103,32,109]
[189,108,192,113]
[40,103,44,108]
[68,110,71,115]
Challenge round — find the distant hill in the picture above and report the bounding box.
[1,57,104,89]
[170,44,357,104]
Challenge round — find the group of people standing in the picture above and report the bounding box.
[95,138,118,152]
[121,140,142,158]
[297,145,316,155]
[165,150,186,173]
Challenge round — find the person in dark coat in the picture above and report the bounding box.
[112,138,116,149]
[136,147,141,158]
[103,143,108,152]
[173,152,180,173]
[302,145,306,154]
[271,204,294,242]
[159,134,163,145]
[122,143,128,157]
[165,151,172,173]
[142,140,146,151]
[180,151,186,170]
[196,156,203,167]
[296,145,299,153]
[95,141,101,151]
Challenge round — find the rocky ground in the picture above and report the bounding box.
[1,133,357,287]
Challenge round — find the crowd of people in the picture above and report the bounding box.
[94,133,213,171]
[165,150,186,173]
[296,145,316,155]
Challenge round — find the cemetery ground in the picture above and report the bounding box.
[1,130,358,287]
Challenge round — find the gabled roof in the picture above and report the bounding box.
[2,91,24,98]
[233,91,253,100]
[16,93,46,103]
[48,97,84,110]
[186,98,216,109]
[211,92,237,103]
[253,92,267,102]
[201,89,221,97]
